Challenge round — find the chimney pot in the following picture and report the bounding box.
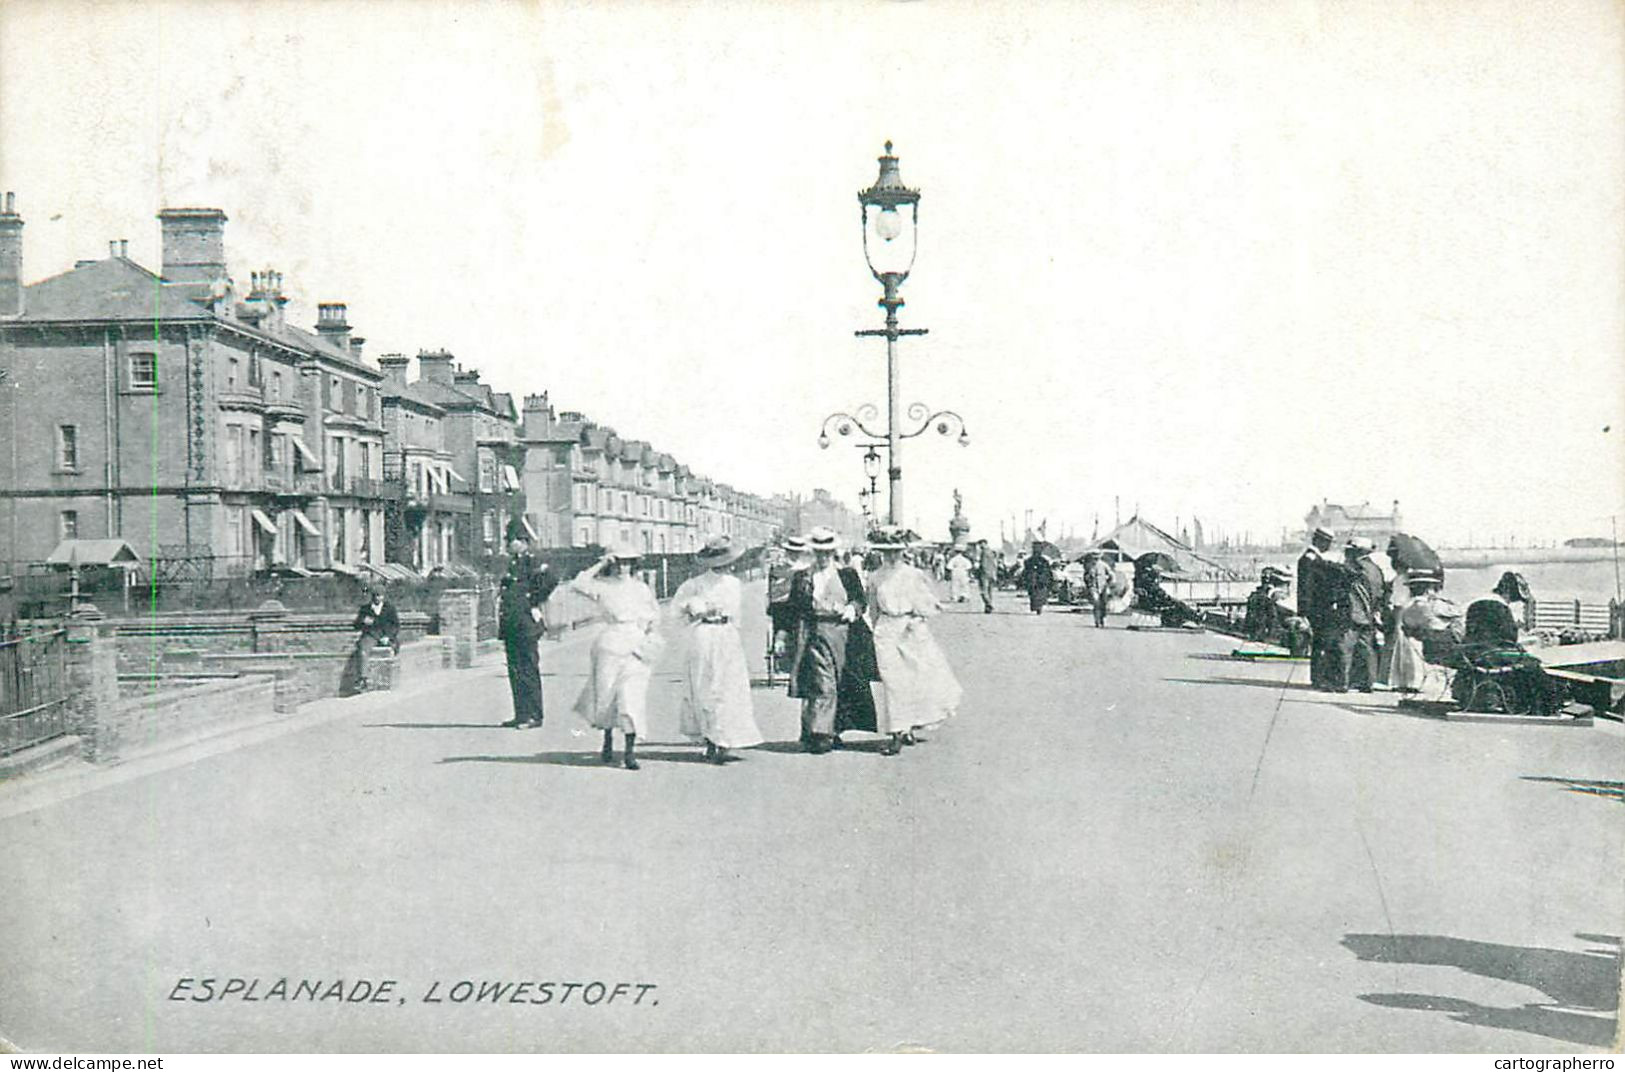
[119,239,128,258]
[109,240,118,258]
[3,192,14,214]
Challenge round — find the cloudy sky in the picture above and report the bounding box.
[2,0,1621,546]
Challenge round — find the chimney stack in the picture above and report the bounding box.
[453,366,481,387]
[417,349,455,386]
[119,239,128,258]
[0,192,23,317]
[157,208,228,296]
[349,336,366,361]
[109,240,118,258]
[377,353,410,390]
[316,302,352,355]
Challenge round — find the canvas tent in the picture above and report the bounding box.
[1086,516,1241,580]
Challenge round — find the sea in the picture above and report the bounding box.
[1227,554,1622,606]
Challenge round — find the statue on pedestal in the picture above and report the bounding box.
[948,488,970,549]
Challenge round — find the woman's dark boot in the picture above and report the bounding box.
[704,740,717,761]
[601,730,614,765]
[624,733,640,771]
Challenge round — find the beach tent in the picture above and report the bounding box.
[1086,516,1241,580]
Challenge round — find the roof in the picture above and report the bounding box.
[380,381,448,415]
[19,258,211,322]
[1087,516,1241,580]
[44,538,143,567]
[14,257,379,376]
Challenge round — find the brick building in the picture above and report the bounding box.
[1303,499,1404,546]
[0,196,388,579]
[519,393,788,552]
[377,350,523,570]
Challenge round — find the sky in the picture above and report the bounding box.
[2,0,1621,547]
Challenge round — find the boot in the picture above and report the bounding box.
[881,733,903,756]
[601,730,614,765]
[704,740,717,761]
[624,733,640,771]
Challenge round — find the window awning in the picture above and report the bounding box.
[250,509,278,536]
[290,438,320,471]
[520,515,540,541]
[502,464,521,490]
[446,467,466,485]
[290,510,322,537]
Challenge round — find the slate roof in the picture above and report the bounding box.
[19,258,210,322]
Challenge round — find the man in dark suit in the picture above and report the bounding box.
[1297,526,1336,688]
[499,536,555,728]
[1331,538,1389,693]
[351,586,400,690]
[786,526,877,753]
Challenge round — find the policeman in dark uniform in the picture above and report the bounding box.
[498,530,556,728]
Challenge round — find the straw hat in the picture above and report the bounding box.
[604,538,642,562]
[696,534,746,567]
[782,534,809,553]
[807,526,840,552]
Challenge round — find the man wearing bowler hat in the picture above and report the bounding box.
[1298,525,1337,689]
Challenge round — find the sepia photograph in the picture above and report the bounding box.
[0,0,1621,1056]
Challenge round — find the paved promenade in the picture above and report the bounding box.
[1,583,1620,1052]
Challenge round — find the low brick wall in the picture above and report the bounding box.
[88,675,279,764]
[110,609,433,675]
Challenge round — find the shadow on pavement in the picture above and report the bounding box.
[441,749,718,767]
[1521,776,1625,804]
[1343,932,1620,1048]
[363,722,519,730]
[1164,676,1317,692]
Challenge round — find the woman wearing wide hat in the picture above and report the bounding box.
[672,534,763,763]
[785,526,878,752]
[570,540,663,770]
[866,525,962,755]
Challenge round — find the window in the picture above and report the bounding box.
[328,376,341,412]
[59,510,78,540]
[248,351,261,387]
[332,507,347,563]
[621,493,630,514]
[271,370,282,399]
[225,506,244,557]
[56,425,78,470]
[249,428,262,471]
[578,526,592,546]
[129,350,157,389]
[226,358,239,389]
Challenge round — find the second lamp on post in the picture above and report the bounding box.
[818,140,967,526]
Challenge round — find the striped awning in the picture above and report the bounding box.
[250,509,278,535]
[289,438,321,471]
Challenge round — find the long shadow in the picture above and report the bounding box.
[441,748,716,767]
[1164,676,1317,692]
[1343,932,1619,1047]
[364,722,520,730]
[1521,776,1625,804]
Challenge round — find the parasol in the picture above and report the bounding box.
[1028,539,1062,561]
[1386,533,1441,575]
[1135,551,1181,575]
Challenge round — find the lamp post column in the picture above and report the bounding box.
[884,278,903,525]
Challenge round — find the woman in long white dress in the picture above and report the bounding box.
[571,543,662,771]
[945,550,973,603]
[671,535,763,764]
[866,527,963,756]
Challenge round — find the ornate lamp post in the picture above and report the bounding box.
[816,142,967,524]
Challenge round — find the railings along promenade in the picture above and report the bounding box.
[0,625,70,757]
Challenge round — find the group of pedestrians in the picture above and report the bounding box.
[1295,527,1395,692]
[475,524,963,771]
[772,525,962,756]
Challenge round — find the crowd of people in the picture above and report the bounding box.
[406,524,967,770]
